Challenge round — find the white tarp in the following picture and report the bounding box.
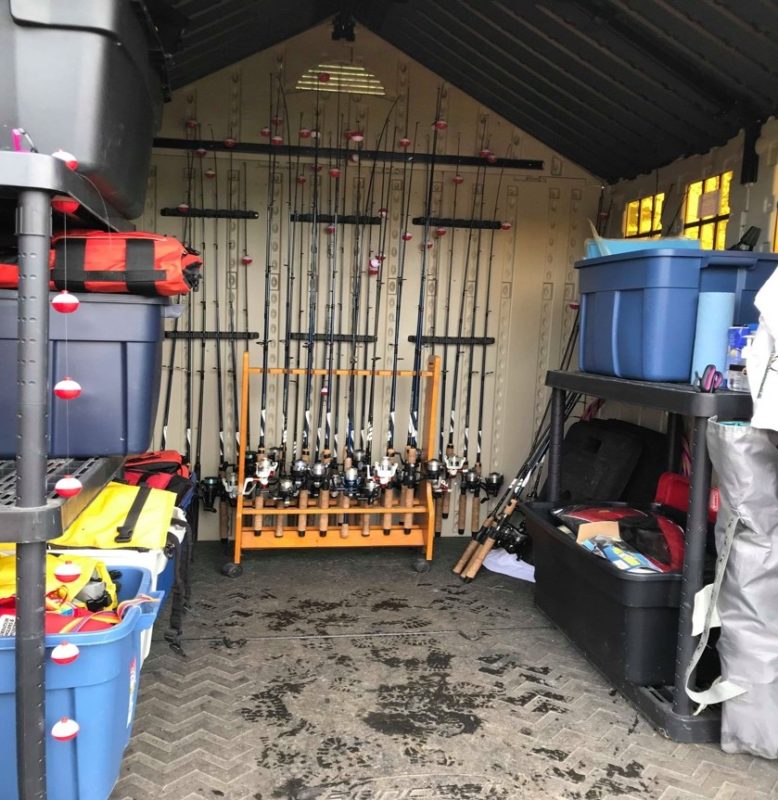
[748,266,778,431]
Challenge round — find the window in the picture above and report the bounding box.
[623,193,664,238]
[296,63,385,96]
[683,170,732,249]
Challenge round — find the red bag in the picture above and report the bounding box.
[0,231,201,296]
[654,472,719,524]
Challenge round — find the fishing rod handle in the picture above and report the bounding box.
[362,500,370,537]
[463,536,496,581]
[402,485,414,533]
[434,496,443,535]
[383,486,394,534]
[471,488,481,534]
[253,491,264,533]
[452,538,479,575]
[275,508,284,538]
[442,490,451,517]
[340,493,349,539]
[457,489,468,534]
[297,489,308,537]
[319,489,330,536]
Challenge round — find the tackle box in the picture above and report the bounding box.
[0,0,168,218]
[576,249,778,381]
[523,502,681,686]
[1,565,162,800]
[0,291,171,458]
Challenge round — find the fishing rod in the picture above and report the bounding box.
[240,161,253,448]
[193,147,208,483]
[300,89,323,464]
[378,120,419,535]
[402,89,445,534]
[318,124,342,465]
[454,308,581,579]
[226,137,240,465]
[428,139,463,533]
[363,126,396,465]
[278,88,300,474]
[443,120,488,517]
[467,157,510,537]
[291,118,308,463]
[206,126,227,475]
[258,75,278,460]
[160,121,197,450]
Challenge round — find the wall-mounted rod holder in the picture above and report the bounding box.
[154,138,544,171]
[290,332,377,344]
[161,207,259,219]
[165,331,260,341]
[412,216,502,230]
[408,335,496,346]
[290,213,381,225]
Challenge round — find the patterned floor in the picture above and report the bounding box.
[111,540,778,800]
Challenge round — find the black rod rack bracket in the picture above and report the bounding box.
[408,335,496,346]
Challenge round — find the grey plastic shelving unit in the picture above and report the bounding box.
[540,369,752,742]
[1,151,131,800]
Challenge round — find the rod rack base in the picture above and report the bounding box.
[166,330,260,341]
[161,207,258,219]
[408,335,495,346]
[289,332,377,344]
[412,216,502,230]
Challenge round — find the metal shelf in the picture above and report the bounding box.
[544,369,747,743]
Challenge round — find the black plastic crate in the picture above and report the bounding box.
[523,501,681,686]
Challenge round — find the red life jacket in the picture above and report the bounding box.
[0,231,201,296]
[122,450,194,507]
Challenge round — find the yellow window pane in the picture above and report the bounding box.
[638,197,653,234]
[704,176,719,193]
[625,201,639,236]
[653,193,664,231]
[720,170,732,215]
[685,225,700,240]
[715,221,728,250]
[686,181,702,224]
[700,222,715,250]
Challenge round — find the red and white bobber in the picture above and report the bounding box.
[51,641,80,666]
[54,561,81,584]
[329,167,341,179]
[195,147,207,158]
[423,240,434,250]
[224,137,236,148]
[452,175,464,185]
[54,377,81,400]
[241,254,253,266]
[500,221,512,231]
[325,223,336,235]
[271,115,284,127]
[435,226,447,237]
[51,291,79,314]
[402,231,413,241]
[320,384,329,396]
[349,153,359,164]
[52,150,78,171]
[185,119,199,130]
[260,126,272,137]
[54,475,82,498]
[296,175,306,185]
[51,196,79,215]
[368,256,381,275]
[434,119,448,131]
[177,202,190,213]
[299,127,312,139]
[398,136,411,149]
[51,717,79,742]
[378,208,388,219]
[350,131,364,143]
[270,135,283,146]
[486,153,497,164]
[204,168,216,179]
[479,147,492,159]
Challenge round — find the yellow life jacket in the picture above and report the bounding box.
[0,553,117,612]
[52,481,176,551]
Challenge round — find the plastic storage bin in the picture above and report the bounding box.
[577,249,778,381]
[0,0,166,218]
[48,548,170,663]
[1,566,162,800]
[0,290,169,457]
[523,502,681,686]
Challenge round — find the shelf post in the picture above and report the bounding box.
[548,388,565,503]
[15,189,52,800]
[672,415,712,716]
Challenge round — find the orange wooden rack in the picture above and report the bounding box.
[231,352,441,567]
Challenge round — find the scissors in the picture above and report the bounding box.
[698,364,723,393]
